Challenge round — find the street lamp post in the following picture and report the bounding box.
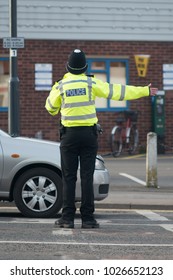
[8,0,20,136]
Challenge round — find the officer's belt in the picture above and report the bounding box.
[65,126,95,131]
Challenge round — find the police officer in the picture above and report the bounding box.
[45,49,158,229]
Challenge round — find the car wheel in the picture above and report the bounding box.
[13,167,63,218]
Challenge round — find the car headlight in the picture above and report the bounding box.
[95,155,106,170]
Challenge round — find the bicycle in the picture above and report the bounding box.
[110,110,139,157]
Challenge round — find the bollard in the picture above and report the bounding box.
[146,132,158,188]
[35,131,43,139]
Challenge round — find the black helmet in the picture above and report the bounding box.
[66,49,88,74]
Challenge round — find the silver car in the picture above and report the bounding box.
[0,129,109,218]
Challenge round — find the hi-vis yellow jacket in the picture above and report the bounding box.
[45,73,150,127]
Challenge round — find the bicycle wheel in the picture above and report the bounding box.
[110,126,123,157]
[128,126,139,155]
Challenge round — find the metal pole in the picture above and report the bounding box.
[8,0,20,136]
[146,132,158,188]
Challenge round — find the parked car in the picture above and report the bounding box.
[0,129,109,218]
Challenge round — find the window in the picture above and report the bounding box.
[0,57,9,111]
[87,58,129,111]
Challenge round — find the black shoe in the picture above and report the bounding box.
[82,220,99,229]
[55,218,74,228]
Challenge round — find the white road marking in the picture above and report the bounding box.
[160,224,173,232]
[136,210,169,221]
[0,210,172,234]
[119,172,146,186]
[0,240,173,247]
[119,172,160,188]
[52,229,73,235]
[0,219,55,224]
[0,219,167,227]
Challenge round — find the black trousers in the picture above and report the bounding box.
[60,126,98,221]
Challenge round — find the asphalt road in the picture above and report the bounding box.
[0,153,173,264]
[103,154,173,188]
[0,208,173,260]
[93,154,173,210]
[0,153,172,210]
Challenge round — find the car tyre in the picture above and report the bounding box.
[13,167,63,218]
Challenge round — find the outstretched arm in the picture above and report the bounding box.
[148,83,158,96]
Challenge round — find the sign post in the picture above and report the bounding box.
[8,0,19,136]
[3,37,24,49]
[6,0,24,136]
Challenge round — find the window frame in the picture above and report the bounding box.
[0,57,9,112]
[87,57,129,112]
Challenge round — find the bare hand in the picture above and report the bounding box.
[148,83,158,96]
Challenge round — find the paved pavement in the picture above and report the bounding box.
[95,153,173,210]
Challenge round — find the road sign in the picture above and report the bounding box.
[3,37,24,48]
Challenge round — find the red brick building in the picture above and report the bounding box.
[0,1,173,153]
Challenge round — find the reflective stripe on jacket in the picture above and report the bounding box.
[45,73,149,127]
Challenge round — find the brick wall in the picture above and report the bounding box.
[0,40,173,153]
